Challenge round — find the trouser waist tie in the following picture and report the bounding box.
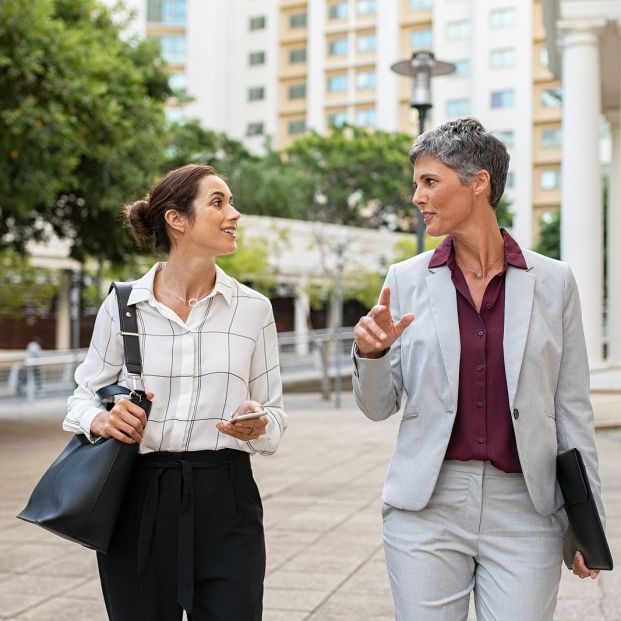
[136,449,247,614]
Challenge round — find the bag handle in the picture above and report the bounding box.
[109,282,142,378]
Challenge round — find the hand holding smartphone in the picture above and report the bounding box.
[232,410,267,422]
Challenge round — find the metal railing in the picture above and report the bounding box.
[0,329,355,402]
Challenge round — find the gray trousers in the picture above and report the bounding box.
[383,460,564,621]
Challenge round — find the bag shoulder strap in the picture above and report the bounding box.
[109,282,142,377]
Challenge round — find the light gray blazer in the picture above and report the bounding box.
[353,248,604,521]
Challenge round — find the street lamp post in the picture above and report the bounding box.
[390,51,455,255]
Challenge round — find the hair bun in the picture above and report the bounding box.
[124,197,153,244]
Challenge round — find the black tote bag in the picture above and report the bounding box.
[17,282,151,554]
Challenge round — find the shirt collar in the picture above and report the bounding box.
[127,263,235,306]
[428,228,527,270]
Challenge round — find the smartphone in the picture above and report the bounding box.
[232,410,267,422]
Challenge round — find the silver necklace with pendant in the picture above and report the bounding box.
[457,255,504,279]
[160,267,210,307]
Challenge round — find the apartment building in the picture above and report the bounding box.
[114,0,562,248]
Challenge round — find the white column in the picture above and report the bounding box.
[560,23,605,366]
[55,270,71,350]
[608,113,621,363]
[294,285,310,355]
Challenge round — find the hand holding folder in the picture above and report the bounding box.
[556,448,613,571]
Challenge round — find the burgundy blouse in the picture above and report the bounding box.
[428,229,528,473]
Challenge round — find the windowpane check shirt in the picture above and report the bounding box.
[64,263,287,455]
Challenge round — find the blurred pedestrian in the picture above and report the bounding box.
[63,164,287,620]
[24,337,42,395]
[352,118,604,620]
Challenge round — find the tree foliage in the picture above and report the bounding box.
[0,0,171,262]
[535,210,560,260]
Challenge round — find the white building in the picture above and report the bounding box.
[543,0,621,378]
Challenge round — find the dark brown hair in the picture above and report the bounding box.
[124,164,222,253]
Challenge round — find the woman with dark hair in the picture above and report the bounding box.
[64,164,287,620]
[352,118,604,620]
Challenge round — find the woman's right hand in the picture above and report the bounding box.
[354,287,415,358]
[90,391,154,444]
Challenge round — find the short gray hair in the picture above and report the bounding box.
[408,117,509,209]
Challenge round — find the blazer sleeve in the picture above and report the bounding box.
[554,264,605,526]
[352,264,405,421]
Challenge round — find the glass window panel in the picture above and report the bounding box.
[356,108,376,127]
[328,74,348,92]
[158,35,186,63]
[540,169,561,190]
[289,13,307,28]
[357,0,377,16]
[289,48,307,63]
[494,130,514,148]
[454,59,470,76]
[288,83,307,99]
[328,111,348,127]
[169,72,186,92]
[540,88,562,107]
[356,71,376,90]
[357,33,377,53]
[248,86,265,101]
[490,7,515,29]
[246,122,264,136]
[446,20,471,40]
[329,38,348,55]
[540,47,549,68]
[165,107,186,124]
[329,3,348,19]
[446,99,470,117]
[411,29,433,49]
[288,119,306,135]
[249,16,266,30]
[411,0,433,9]
[506,171,515,189]
[541,128,562,148]
[249,51,266,66]
[490,89,514,108]
[490,48,515,69]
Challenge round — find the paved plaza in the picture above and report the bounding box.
[0,392,619,620]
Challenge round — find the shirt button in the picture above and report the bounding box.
[477,400,484,407]
[513,408,519,420]
[485,303,492,310]
[478,330,485,337]
[476,365,483,372]
[477,435,485,444]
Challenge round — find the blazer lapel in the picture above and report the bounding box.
[426,267,460,404]
[504,265,535,409]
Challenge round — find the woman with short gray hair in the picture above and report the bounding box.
[352,117,604,620]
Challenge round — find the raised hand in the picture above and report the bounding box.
[354,287,415,358]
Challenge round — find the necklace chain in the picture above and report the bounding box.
[457,255,504,279]
[160,266,211,307]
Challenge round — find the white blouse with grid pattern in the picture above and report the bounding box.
[63,263,287,455]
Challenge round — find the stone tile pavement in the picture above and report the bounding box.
[0,392,619,620]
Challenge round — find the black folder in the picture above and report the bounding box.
[556,448,613,570]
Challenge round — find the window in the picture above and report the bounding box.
[490,48,515,69]
[288,119,306,135]
[288,83,306,99]
[289,12,307,28]
[494,130,515,148]
[539,47,550,68]
[446,20,471,41]
[506,171,515,189]
[540,88,562,107]
[329,2,348,19]
[246,122,264,137]
[411,29,433,49]
[328,74,348,92]
[329,38,348,55]
[289,48,307,63]
[357,33,377,53]
[249,51,266,66]
[411,0,433,9]
[490,7,515,29]
[249,16,266,30]
[328,111,348,127]
[540,169,561,190]
[248,86,265,101]
[169,72,186,92]
[356,71,376,90]
[147,0,186,25]
[356,108,376,127]
[491,89,514,108]
[541,128,562,148]
[454,59,470,76]
[446,98,470,117]
[158,35,186,63]
[357,0,377,16]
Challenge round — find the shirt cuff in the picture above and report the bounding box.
[80,408,106,443]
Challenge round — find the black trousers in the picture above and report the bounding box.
[97,449,265,621]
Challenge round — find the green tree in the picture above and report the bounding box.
[0,0,171,262]
[286,125,414,227]
[535,209,560,260]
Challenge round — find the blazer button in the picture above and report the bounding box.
[513,408,519,420]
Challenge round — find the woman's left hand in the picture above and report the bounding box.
[572,551,600,579]
[216,400,268,441]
